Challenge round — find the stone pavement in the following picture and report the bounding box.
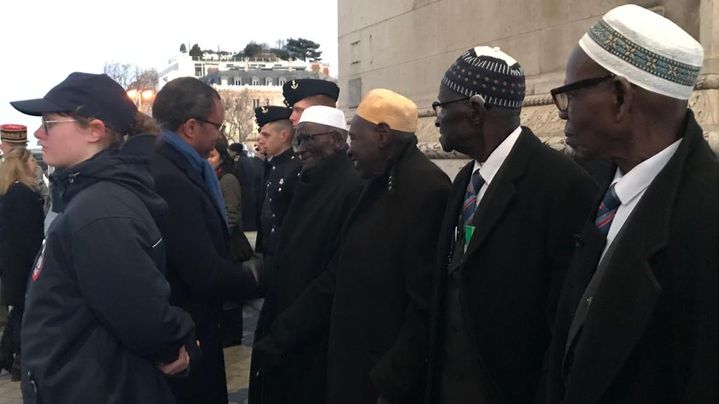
[0,302,261,404]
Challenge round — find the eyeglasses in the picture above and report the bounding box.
[550,74,615,112]
[41,118,78,133]
[193,117,226,132]
[431,97,470,116]
[293,131,335,146]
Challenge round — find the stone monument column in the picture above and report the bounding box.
[695,0,719,150]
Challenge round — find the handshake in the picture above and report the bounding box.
[243,254,264,284]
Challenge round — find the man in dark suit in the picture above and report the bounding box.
[543,5,718,404]
[151,77,259,404]
[255,89,450,404]
[249,106,364,404]
[425,47,597,404]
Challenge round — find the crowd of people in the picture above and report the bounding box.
[0,4,716,404]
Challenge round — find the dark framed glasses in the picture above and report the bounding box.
[193,117,225,132]
[431,97,470,116]
[293,131,336,146]
[550,74,615,112]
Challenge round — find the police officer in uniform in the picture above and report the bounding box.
[254,106,300,265]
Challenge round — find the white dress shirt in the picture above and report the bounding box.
[600,138,682,259]
[471,126,522,206]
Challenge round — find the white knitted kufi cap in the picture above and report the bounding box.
[579,4,703,100]
[298,105,347,131]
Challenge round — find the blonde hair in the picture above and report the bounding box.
[0,149,36,195]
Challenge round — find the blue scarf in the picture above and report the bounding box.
[160,129,228,228]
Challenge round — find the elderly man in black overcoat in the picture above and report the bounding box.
[543,5,718,404]
[425,47,598,404]
[255,89,450,404]
[249,106,364,404]
[151,77,259,404]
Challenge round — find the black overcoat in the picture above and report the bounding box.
[267,140,450,404]
[0,182,44,306]
[425,127,598,404]
[543,111,719,404]
[249,150,364,404]
[152,140,257,404]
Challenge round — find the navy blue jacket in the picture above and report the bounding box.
[21,146,195,404]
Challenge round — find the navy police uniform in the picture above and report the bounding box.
[254,106,300,257]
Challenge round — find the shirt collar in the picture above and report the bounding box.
[611,138,682,205]
[472,126,522,185]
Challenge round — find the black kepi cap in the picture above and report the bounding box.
[10,72,137,134]
[254,106,291,129]
[282,79,339,107]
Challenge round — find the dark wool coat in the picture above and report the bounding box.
[265,140,450,404]
[543,111,719,404]
[249,150,364,404]
[153,140,257,404]
[0,182,44,306]
[425,128,598,404]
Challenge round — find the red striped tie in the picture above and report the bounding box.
[462,170,484,227]
[595,185,621,236]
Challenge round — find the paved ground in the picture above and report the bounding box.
[0,301,261,404]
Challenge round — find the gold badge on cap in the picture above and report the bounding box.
[290,80,299,90]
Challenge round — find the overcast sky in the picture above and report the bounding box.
[0,0,338,146]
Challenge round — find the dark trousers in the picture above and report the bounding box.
[0,304,23,366]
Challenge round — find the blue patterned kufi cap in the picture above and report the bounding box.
[579,4,703,100]
[442,46,525,109]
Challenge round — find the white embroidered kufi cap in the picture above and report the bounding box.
[298,105,347,131]
[579,4,703,100]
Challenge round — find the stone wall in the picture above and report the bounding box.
[338,0,719,179]
[339,0,717,110]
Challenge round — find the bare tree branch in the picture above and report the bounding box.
[219,89,255,143]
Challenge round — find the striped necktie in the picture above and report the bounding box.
[462,169,484,227]
[595,184,621,236]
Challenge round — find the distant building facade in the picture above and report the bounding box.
[158,52,335,145]
[158,52,331,89]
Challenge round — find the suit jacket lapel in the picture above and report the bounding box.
[463,128,537,260]
[563,116,699,404]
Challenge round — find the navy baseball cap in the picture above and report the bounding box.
[10,72,137,134]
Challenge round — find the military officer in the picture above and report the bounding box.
[0,124,49,211]
[282,79,340,127]
[254,106,301,263]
